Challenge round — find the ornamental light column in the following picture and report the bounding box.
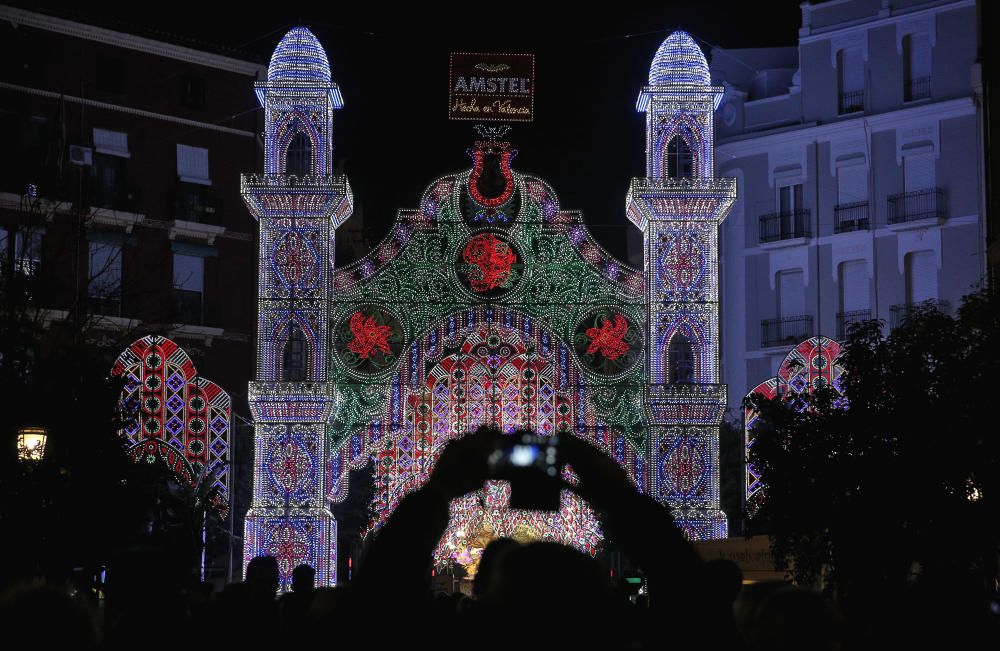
[241,27,353,590]
[627,31,734,539]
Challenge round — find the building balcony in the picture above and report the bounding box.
[836,308,872,340]
[761,315,813,349]
[90,184,142,215]
[887,188,944,227]
[834,201,870,233]
[88,294,122,318]
[904,76,931,102]
[890,300,949,330]
[171,182,221,226]
[838,89,864,115]
[759,209,810,245]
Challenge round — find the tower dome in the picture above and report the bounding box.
[268,27,331,83]
[648,30,710,87]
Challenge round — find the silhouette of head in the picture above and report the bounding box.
[473,538,519,599]
[291,563,316,592]
[246,555,280,597]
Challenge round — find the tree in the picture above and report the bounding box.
[0,198,227,590]
[747,289,999,599]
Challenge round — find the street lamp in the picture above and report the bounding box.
[17,426,48,461]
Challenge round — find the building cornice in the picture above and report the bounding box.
[0,5,266,78]
[0,81,256,138]
[716,97,976,161]
[799,0,974,42]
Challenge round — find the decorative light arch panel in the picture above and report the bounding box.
[244,27,735,590]
[744,336,846,514]
[112,336,232,513]
[323,140,650,567]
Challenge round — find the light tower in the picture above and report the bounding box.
[626,31,734,539]
[241,27,353,589]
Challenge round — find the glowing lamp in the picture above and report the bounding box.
[17,427,48,461]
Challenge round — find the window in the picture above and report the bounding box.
[0,227,8,275]
[838,260,869,314]
[14,229,43,277]
[179,74,206,110]
[903,152,935,193]
[834,165,870,232]
[286,132,313,177]
[93,129,129,158]
[89,240,122,315]
[778,269,805,319]
[668,333,695,384]
[282,323,309,381]
[665,135,694,179]
[837,47,864,114]
[92,128,132,211]
[176,145,210,185]
[172,253,204,324]
[905,250,937,305]
[95,55,125,94]
[837,165,867,206]
[903,33,931,101]
[777,183,804,215]
[92,154,128,210]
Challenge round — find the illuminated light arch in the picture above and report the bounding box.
[244,26,735,590]
[744,336,846,514]
[112,335,232,514]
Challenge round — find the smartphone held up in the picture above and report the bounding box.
[487,431,562,511]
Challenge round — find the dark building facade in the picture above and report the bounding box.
[0,5,264,577]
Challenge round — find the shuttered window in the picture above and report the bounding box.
[173,253,204,292]
[837,165,867,204]
[778,270,805,318]
[904,33,931,81]
[93,128,129,158]
[905,250,937,305]
[904,153,935,193]
[838,260,869,312]
[177,144,210,184]
[839,47,864,93]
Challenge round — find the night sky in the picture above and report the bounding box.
[19,2,803,262]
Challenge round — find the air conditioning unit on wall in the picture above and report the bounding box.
[69,145,92,166]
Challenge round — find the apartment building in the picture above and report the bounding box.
[711,0,985,410]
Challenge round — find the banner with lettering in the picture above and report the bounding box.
[449,52,535,122]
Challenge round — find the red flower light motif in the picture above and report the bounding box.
[347,311,393,359]
[585,314,630,361]
[462,233,517,292]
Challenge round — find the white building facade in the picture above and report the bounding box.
[712,0,986,412]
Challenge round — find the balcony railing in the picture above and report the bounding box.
[905,76,931,102]
[888,188,944,225]
[890,300,950,329]
[89,294,122,317]
[171,182,221,225]
[91,183,142,214]
[838,89,864,114]
[834,201,870,233]
[762,315,814,348]
[759,209,811,244]
[837,308,872,340]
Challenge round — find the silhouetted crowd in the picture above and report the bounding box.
[1,428,995,649]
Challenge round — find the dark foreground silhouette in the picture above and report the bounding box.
[2,427,995,649]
